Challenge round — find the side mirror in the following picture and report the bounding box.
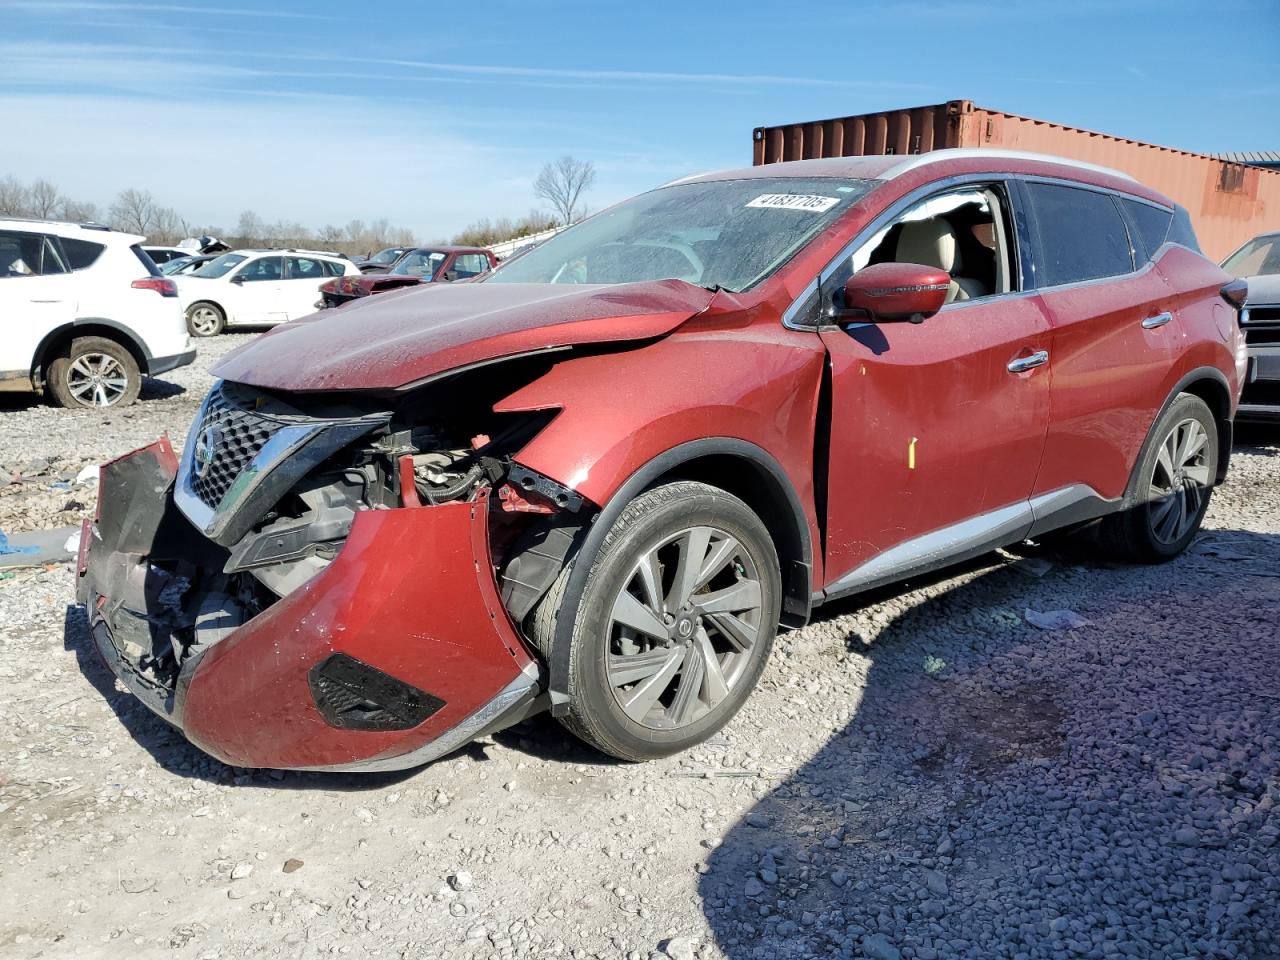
[440,270,458,283]
[229,274,245,284]
[838,262,950,324]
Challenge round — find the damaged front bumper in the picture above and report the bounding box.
[76,437,541,772]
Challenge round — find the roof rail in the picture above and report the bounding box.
[882,147,1137,183]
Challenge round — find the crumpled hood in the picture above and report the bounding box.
[320,273,422,297]
[212,279,716,392]
[1244,273,1280,305]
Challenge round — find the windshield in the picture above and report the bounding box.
[192,253,247,279]
[1222,235,1280,277]
[391,249,447,279]
[160,257,193,275]
[486,176,874,292]
[371,247,405,264]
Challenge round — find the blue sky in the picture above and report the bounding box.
[2,0,1277,239]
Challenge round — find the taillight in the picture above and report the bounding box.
[132,277,178,297]
[1220,279,1248,310]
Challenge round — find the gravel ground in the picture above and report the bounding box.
[1,340,1277,960]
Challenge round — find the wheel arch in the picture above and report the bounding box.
[186,298,227,322]
[32,319,152,385]
[1125,366,1233,499]
[542,438,813,716]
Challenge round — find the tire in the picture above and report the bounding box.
[1097,393,1218,563]
[47,336,141,409]
[529,481,781,761]
[186,301,225,337]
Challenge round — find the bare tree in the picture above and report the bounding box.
[236,210,264,241]
[110,188,160,235]
[28,179,63,219]
[58,198,100,223]
[0,176,30,217]
[533,156,596,225]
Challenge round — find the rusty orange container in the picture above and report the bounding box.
[753,100,1279,261]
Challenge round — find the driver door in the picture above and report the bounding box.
[818,182,1054,593]
[229,255,286,325]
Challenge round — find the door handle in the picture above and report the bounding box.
[1007,350,1049,374]
[1142,312,1172,329]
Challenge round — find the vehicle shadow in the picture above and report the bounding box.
[0,377,185,412]
[62,602,432,792]
[697,528,1280,959]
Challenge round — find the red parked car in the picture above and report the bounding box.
[318,246,497,308]
[78,149,1246,772]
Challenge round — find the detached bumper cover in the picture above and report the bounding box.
[77,439,539,772]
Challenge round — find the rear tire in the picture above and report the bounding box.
[1097,393,1217,563]
[47,336,141,409]
[529,481,781,761]
[186,301,225,337]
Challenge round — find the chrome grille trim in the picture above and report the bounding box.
[174,381,388,546]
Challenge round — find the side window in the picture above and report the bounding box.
[237,256,283,282]
[1167,206,1202,254]
[61,237,106,270]
[451,253,490,278]
[1025,182,1133,286]
[821,183,1016,316]
[286,256,325,280]
[0,231,68,277]
[0,231,38,277]
[320,259,346,277]
[1121,199,1173,263]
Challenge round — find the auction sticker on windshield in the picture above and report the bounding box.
[746,194,841,213]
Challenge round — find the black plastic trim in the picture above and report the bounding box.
[148,349,196,376]
[308,653,445,731]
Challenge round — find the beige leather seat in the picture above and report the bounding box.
[895,218,989,303]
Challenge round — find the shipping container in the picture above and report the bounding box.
[752,100,1280,261]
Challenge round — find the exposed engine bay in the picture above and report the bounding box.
[118,357,587,703]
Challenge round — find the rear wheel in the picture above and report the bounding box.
[530,481,780,761]
[186,301,225,337]
[47,336,140,409]
[1098,393,1217,562]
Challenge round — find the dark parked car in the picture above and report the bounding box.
[357,246,414,274]
[1221,231,1280,419]
[79,149,1244,773]
[319,246,496,307]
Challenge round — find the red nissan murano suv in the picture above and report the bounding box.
[78,149,1248,771]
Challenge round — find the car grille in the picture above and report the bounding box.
[189,384,284,509]
[1244,305,1280,347]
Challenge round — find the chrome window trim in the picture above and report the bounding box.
[781,278,820,331]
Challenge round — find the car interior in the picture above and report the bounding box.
[860,187,1013,303]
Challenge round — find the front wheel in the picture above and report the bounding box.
[186,302,225,337]
[530,481,781,761]
[1097,393,1218,562]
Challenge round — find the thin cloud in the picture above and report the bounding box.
[0,0,338,18]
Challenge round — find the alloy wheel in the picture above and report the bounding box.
[66,352,129,407]
[1147,417,1211,545]
[605,525,764,730]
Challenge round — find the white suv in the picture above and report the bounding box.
[177,249,358,337]
[0,219,192,408]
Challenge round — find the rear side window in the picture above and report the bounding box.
[320,258,346,277]
[1120,199,1172,263]
[131,244,162,277]
[61,237,106,270]
[1026,182,1133,286]
[286,256,326,280]
[1168,207,1202,254]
